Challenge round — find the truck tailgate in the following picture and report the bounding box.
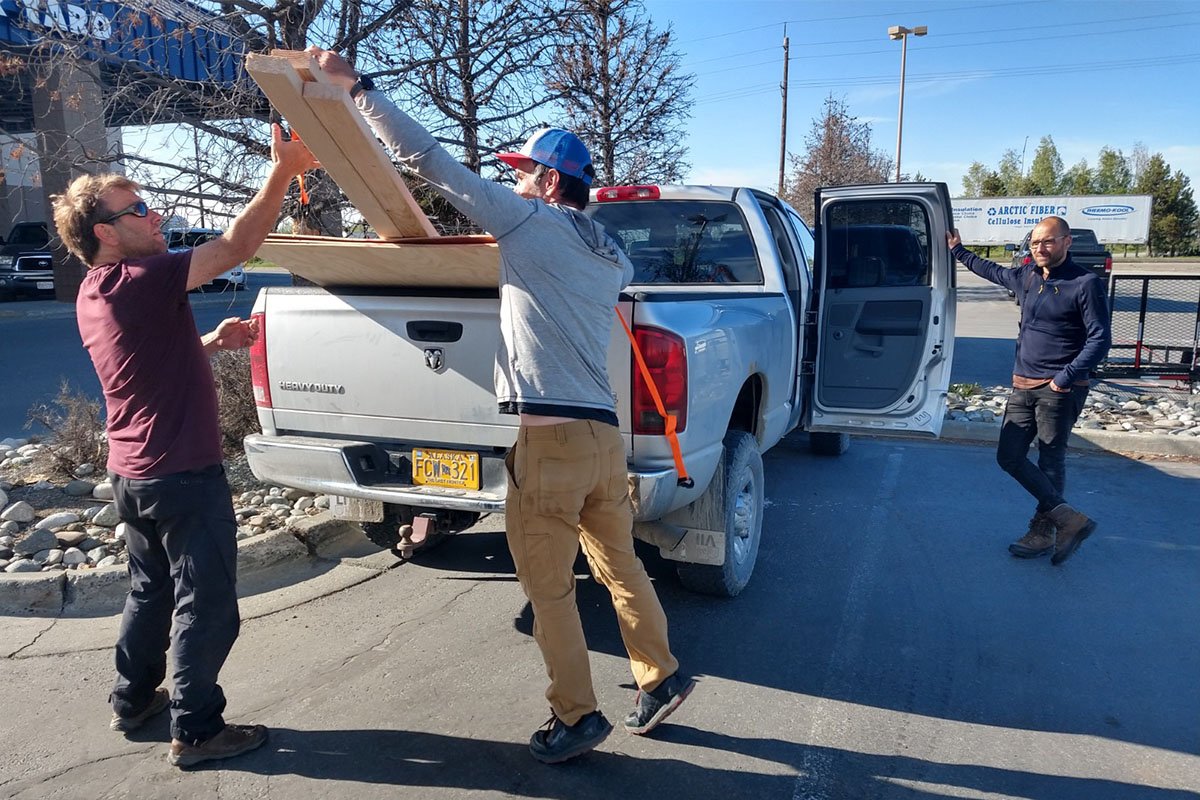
[261,289,632,449]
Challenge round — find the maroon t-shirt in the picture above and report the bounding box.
[76,250,222,479]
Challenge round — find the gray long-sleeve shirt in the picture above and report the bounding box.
[356,91,635,423]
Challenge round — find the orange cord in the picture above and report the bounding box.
[615,306,692,488]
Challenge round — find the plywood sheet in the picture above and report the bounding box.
[256,235,500,288]
[245,52,437,239]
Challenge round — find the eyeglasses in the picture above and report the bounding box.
[1029,234,1068,249]
[99,200,149,224]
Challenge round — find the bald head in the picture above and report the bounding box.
[1030,216,1072,271]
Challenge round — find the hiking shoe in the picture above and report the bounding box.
[110,688,170,733]
[1047,502,1097,566]
[1009,513,1054,558]
[168,724,268,768]
[623,672,696,735]
[528,710,612,764]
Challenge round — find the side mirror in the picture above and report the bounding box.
[1004,243,1016,251]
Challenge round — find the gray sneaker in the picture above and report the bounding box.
[528,710,612,764]
[110,688,170,733]
[169,724,268,768]
[623,673,696,735]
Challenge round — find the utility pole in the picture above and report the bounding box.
[888,25,927,183]
[777,28,789,196]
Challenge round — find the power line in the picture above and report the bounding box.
[679,10,1200,71]
[689,19,1200,79]
[692,52,1200,106]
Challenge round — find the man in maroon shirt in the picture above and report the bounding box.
[51,124,315,768]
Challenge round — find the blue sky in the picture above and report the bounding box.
[651,0,1200,200]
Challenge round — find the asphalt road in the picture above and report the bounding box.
[2,434,1197,798]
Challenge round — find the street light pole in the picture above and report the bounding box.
[889,24,927,183]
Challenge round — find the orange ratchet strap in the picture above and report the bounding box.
[615,306,693,488]
[292,131,310,205]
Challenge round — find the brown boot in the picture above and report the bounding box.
[168,724,268,768]
[1046,503,1097,565]
[1008,513,1054,558]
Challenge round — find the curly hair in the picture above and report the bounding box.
[51,173,140,266]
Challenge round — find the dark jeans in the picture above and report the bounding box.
[996,384,1090,513]
[109,464,239,743]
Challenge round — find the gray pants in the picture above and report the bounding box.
[109,464,239,743]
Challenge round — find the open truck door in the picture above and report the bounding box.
[807,182,956,437]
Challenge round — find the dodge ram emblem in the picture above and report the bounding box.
[424,348,445,371]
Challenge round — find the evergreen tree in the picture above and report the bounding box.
[1025,135,1062,196]
[1093,147,1132,194]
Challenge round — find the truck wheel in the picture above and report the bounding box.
[808,431,850,456]
[676,430,763,598]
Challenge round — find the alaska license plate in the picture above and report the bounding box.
[36,281,53,290]
[412,448,479,490]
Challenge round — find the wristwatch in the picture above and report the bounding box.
[350,73,375,100]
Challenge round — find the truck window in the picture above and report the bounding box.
[8,224,49,248]
[761,205,801,293]
[1069,229,1099,247]
[825,201,931,288]
[786,210,815,273]
[589,201,762,285]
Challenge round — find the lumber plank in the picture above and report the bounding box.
[256,237,499,288]
[245,53,408,238]
[301,82,438,238]
[267,49,334,85]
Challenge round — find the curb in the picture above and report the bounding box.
[0,525,313,617]
[939,420,1200,458]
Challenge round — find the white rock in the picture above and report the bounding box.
[92,504,121,528]
[0,437,29,450]
[34,548,63,566]
[0,520,16,535]
[74,464,96,477]
[315,495,330,509]
[114,522,129,541]
[34,511,81,531]
[92,483,115,501]
[294,497,314,511]
[0,534,12,547]
[250,495,264,505]
[0,488,6,508]
[268,487,282,497]
[1121,400,1142,411]
[17,444,41,456]
[1,501,35,523]
[87,548,106,564]
[5,559,40,573]
[96,555,119,568]
[62,547,87,566]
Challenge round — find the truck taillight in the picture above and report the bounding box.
[595,185,660,202]
[632,326,687,435]
[249,311,271,408]
[1105,256,1112,274]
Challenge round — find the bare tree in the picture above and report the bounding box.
[782,94,891,218]
[547,0,692,186]
[365,0,568,177]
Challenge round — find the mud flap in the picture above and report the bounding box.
[632,456,727,566]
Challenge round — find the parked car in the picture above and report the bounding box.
[1004,227,1113,302]
[242,182,958,597]
[0,221,54,300]
[163,227,247,291]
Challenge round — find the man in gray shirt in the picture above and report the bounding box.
[310,48,693,764]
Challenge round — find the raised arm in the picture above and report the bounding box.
[187,125,318,290]
[946,229,1023,293]
[307,47,538,239]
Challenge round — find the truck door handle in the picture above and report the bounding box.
[407,321,464,343]
[855,343,884,355]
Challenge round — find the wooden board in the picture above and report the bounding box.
[245,52,438,239]
[256,235,500,288]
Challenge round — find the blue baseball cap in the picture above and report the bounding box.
[497,128,593,184]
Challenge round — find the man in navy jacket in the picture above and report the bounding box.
[947,216,1111,565]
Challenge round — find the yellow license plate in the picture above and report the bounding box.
[412,448,479,490]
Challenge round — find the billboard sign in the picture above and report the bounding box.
[951,194,1152,245]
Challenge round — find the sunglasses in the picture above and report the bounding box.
[100,200,149,224]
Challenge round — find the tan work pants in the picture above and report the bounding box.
[504,419,678,725]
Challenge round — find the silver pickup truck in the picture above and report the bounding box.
[244,182,957,596]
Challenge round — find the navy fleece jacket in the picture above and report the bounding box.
[951,244,1111,387]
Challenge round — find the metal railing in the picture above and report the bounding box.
[1096,274,1200,383]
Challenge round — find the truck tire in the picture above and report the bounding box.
[676,430,763,598]
[808,431,850,456]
